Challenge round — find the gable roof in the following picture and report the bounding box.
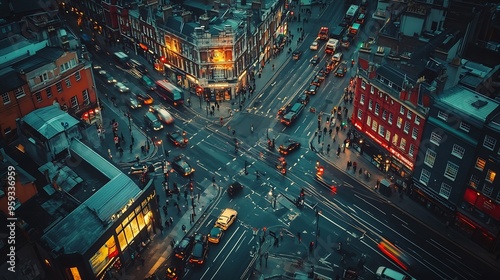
[22,105,80,140]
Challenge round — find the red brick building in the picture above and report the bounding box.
[351,45,446,178]
[0,47,98,143]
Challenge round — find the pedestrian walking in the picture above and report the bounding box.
[169,216,174,224]
[176,204,181,214]
[197,192,200,202]
[184,189,188,201]
[353,161,357,173]
[164,220,169,229]
[280,230,284,242]
[170,239,175,248]
[323,126,327,135]
[166,199,169,207]
[337,145,341,157]
[182,224,187,233]
[327,144,331,155]
[162,205,168,215]
[159,224,164,234]
[251,124,254,133]
[129,144,133,153]
[329,128,333,136]
[359,168,363,175]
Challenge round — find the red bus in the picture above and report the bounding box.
[155,80,184,106]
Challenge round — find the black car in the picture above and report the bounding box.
[305,84,318,95]
[172,155,195,176]
[317,71,326,81]
[189,233,209,265]
[278,139,301,155]
[335,62,348,77]
[227,181,243,197]
[310,55,320,65]
[174,236,194,260]
[311,76,322,86]
[292,50,303,60]
[297,94,310,105]
[167,131,188,147]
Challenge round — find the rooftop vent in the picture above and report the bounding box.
[471,99,488,109]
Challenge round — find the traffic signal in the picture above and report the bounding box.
[160,56,166,63]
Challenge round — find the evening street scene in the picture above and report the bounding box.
[1,0,500,280]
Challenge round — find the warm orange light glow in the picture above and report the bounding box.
[377,241,408,271]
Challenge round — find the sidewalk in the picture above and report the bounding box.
[309,82,500,272]
[114,178,220,280]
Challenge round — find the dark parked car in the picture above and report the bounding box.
[208,226,224,243]
[135,92,154,105]
[311,76,323,86]
[278,139,301,155]
[310,55,320,65]
[292,50,303,60]
[167,131,188,147]
[189,233,209,265]
[227,181,244,197]
[174,236,194,260]
[172,155,195,176]
[305,84,318,95]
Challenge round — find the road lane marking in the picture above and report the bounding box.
[212,226,241,263]
[391,214,408,225]
[210,231,247,280]
[353,194,386,215]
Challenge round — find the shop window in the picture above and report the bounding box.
[430,132,442,145]
[475,158,486,171]
[444,161,459,181]
[419,169,431,186]
[439,183,452,199]
[424,149,436,167]
[451,144,465,159]
[483,135,496,151]
[117,231,127,251]
[469,174,480,189]
[486,170,496,183]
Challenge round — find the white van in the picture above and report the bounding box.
[376,266,414,280]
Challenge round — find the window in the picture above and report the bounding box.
[82,89,90,105]
[483,135,496,151]
[378,124,385,136]
[424,149,436,167]
[56,82,63,92]
[475,158,486,171]
[459,122,470,132]
[75,71,81,81]
[404,122,410,134]
[368,99,373,110]
[366,115,371,126]
[361,80,366,90]
[451,144,465,159]
[483,184,493,197]
[372,120,378,131]
[409,144,415,157]
[469,175,480,188]
[392,134,398,146]
[370,86,374,94]
[437,111,448,121]
[360,94,365,105]
[407,110,412,120]
[486,170,496,183]
[397,117,403,128]
[415,115,421,125]
[46,87,52,98]
[419,169,431,186]
[39,72,48,82]
[400,105,405,115]
[430,132,442,145]
[412,127,418,139]
[400,138,406,150]
[357,109,362,120]
[65,78,71,88]
[375,103,380,115]
[444,161,459,181]
[35,92,42,102]
[385,130,390,141]
[70,96,79,109]
[15,87,25,99]
[439,183,452,199]
[1,92,10,104]
[382,110,387,120]
[388,113,393,124]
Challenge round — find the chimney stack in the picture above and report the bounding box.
[162,5,173,21]
[252,0,262,10]
[182,10,192,22]
[200,13,210,28]
[213,1,220,10]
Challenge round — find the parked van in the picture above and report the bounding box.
[141,75,157,91]
[376,266,414,280]
[144,112,163,131]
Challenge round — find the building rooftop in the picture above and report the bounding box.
[12,46,64,73]
[39,139,144,256]
[22,104,80,140]
[437,85,500,122]
[0,148,35,187]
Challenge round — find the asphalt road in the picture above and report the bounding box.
[84,1,499,279]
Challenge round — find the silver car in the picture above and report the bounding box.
[115,82,130,93]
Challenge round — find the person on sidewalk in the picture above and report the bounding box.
[337,145,341,157]
[165,220,169,229]
[169,216,174,225]
[353,161,357,173]
[182,224,187,233]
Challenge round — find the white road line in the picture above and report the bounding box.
[210,231,247,280]
[401,224,415,234]
[354,194,386,215]
[391,214,408,225]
